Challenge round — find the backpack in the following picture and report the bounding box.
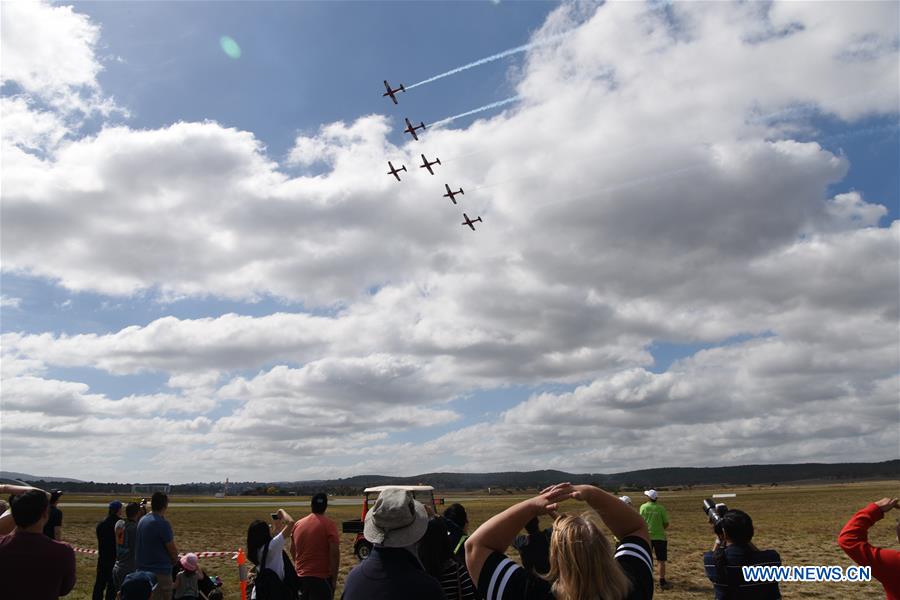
[253,541,295,600]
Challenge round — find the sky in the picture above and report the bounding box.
[1,1,898,484]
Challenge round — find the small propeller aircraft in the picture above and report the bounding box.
[443,184,464,204]
[387,161,407,182]
[462,213,483,231]
[383,80,405,104]
[419,154,441,175]
[404,118,426,141]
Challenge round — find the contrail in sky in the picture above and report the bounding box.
[406,33,567,90]
[431,96,520,128]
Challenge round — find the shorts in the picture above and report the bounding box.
[151,571,174,600]
[651,539,668,562]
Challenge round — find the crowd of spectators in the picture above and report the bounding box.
[0,482,898,600]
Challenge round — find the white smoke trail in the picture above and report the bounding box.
[405,33,567,90]
[431,96,520,128]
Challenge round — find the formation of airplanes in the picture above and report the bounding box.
[382,80,483,231]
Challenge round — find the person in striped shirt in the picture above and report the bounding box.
[419,516,482,600]
[465,483,654,600]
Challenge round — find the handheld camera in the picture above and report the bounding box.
[703,498,728,535]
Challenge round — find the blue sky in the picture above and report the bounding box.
[1,1,897,482]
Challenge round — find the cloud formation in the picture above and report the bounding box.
[1,1,897,482]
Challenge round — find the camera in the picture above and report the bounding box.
[271,513,280,520]
[703,498,729,533]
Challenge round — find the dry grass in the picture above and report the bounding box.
[57,480,898,599]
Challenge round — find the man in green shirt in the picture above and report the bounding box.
[639,489,671,589]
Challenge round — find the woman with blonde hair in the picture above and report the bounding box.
[465,483,654,600]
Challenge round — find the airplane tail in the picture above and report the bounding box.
[436,158,442,165]
[399,84,406,92]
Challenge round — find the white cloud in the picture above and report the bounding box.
[0,295,22,309]
[1,1,898,481]
[0,97,69,151]
[0,1,116,116]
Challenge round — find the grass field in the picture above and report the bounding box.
[56,480,898,599]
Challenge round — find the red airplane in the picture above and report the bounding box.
[404,118,426,141]
[387,161,407,182]
[462,213,483,231]
[383,80,405,104]
[419,154,441,175]
[443,184,464,204]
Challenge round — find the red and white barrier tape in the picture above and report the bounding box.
[70,546,237,560]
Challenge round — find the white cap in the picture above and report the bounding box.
[619,495,632,505]
[644,489,658,501]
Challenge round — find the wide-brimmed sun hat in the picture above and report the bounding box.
[363,487,429,548]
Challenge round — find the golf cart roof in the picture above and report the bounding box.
[363,485,435,493]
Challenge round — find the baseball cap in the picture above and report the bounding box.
[109,500,123,512]
[119,571,157,600]
[644,489,658,501]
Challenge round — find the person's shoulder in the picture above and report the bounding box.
[478,551,548,600]
[615,536,653,577]
[51,537,74,553]
[320,513,338,527]
[753,548,781,564]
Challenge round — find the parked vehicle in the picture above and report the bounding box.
[341,485,443,559]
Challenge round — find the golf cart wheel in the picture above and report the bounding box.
[355,541,372,560]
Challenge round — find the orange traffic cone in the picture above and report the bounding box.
[237,547,248,600]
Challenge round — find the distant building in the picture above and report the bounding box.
[132,483,171,494]
[214,478,229,498]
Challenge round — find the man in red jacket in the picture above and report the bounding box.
[838,497,900,600]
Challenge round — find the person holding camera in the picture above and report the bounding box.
[838,497,900,599]
[702,509,781,599]
[44,489,64,540]
[246,508,297,600]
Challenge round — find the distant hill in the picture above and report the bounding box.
[311,461,899,492]
[5,460,896,495]
[0,471,85,483]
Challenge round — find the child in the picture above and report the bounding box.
[174,552,203,599]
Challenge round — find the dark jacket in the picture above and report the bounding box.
[96,514,119,563]
[513,529,551,575]
[342,546,446,600]
[703,544,782,600]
